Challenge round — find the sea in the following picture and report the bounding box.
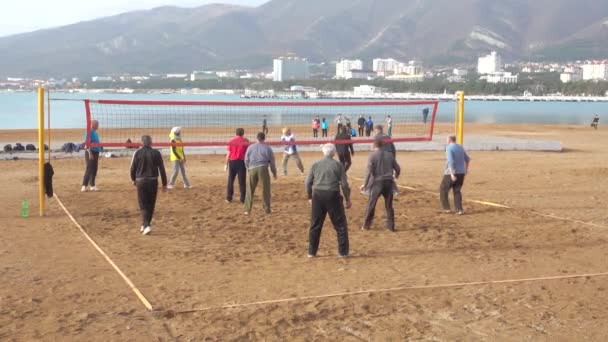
[1,92,607,130]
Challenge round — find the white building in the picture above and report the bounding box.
[560,66,583,83]
[354,85,384,96]
[394,61,423,76]
[166,73,189,79]
[477,51,502,75]
[453,68,468,76]
[91,76,113,82]
[216,71,240,78]
[190,71,217,81]
[582,62,608,81]
[482,72,518,84]
[273,56,309,82]
[336,59,363,79]
[373,58,400,76]
[344,69,377,80]
[385,74,425,82]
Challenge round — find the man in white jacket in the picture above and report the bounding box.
[280,127,305,176]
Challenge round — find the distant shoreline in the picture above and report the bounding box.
[2,89,608,102]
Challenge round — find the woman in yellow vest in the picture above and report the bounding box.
[168,127,192,189]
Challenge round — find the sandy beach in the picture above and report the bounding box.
[1,123,607,340]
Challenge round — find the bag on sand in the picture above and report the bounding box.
[26,144,36,151]
[13,143,25,151]
[3,144,11,152]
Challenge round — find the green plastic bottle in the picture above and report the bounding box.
[21,199,28,218]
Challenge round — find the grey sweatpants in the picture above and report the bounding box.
[282,152,304,175]
[169,161,191,187]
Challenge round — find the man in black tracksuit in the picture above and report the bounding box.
[130,135,167,235]
[335,125,355,173]
[361,139,401,231]
[357,115,366,137]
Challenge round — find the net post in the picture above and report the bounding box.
[37,87,45,217]
[454,91,465,144]
[84,100,92,147]
[428,102,439,141]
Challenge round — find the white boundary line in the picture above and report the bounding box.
[351,177,608,230]
[54,193,153,311]
[175,271,608,314]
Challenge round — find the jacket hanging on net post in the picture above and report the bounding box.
[44,162,54,198]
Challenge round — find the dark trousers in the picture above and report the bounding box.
[322,129,328,137]
[313,129,318,138]
[338,152,352,173]
[440,174,465,211]
[227,160,246,203]
[358,126,364,137]
[365,128,372,137]
[82,150,100,187]
[309,190,349,256]
[363,179,395,230]
[137,179,158,228]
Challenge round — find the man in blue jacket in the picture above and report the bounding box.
[440,135,471,215]
[82,120,102,192]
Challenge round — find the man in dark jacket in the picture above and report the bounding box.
[357,115,366,137]
[335,125,355,173]
[305,143,352,257]
[360,139,401,232]
[130,135,167,235]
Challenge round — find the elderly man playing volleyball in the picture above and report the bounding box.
[130,135,167,236]
[305,143,352,258]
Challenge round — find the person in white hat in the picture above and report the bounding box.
[167,127,191,189]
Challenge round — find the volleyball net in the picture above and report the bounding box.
[83,99,438,148]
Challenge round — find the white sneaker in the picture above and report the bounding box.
[360,190,370,196]
[140,226,144,233]
[184,185,192,189]
[143,226,152,235]
[89,186,98,191]
[81,186,87,192]
[167,185,174,189]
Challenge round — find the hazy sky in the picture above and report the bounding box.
[0,0,269,37]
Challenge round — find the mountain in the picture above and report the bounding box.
[1,0,608,77]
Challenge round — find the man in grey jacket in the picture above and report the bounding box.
[360,139,401,231]
[244,132,277,215]
[305,143,352,257]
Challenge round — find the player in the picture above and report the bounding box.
[365,116,374,137]
[82,119,102,192]
[312,116,320,138]
[225,128,249,203]
[360,139,401,232]
[167,127,191,189]
[321,117,329,138]
[244,132,277,215]
[130,135,167,236]
[305,143,352,258]
[422,107,430,124]
[386,115,393,137]
[591,114,599,130]
[440,135,471,215]
[357,115,366,137]
[280,127,305,176]
[335,125,354,173]
[262,117,269,136]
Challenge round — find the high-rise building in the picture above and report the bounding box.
[394,61,423,75]
[373,58,400,76]
[477,51,502,75]
[273,56,309,82]
[581,62,608,81]
[560,66,583,83]
[336,59,364,79]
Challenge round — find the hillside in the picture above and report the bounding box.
[1,0,608,76]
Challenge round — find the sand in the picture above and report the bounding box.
[1,124,607,340]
